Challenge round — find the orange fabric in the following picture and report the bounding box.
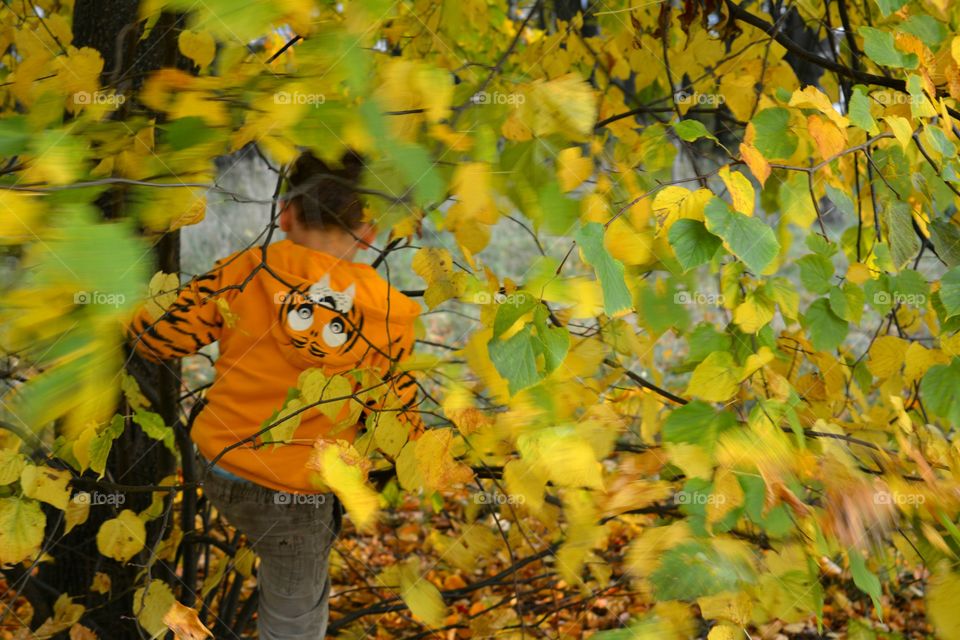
[128,239,422,493]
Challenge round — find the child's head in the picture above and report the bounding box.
[279,150,377,255]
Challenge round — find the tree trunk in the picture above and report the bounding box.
[29,4,189,638]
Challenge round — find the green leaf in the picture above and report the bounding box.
[751,108,798,159]
[488,325,539,395]
[576,222,632,316]
[801,298,848,352]
[828,284,865,324]
[161,116,221,151]
[849,88,878,134]
[898,15,946,46]
[492,291,537,338]
[650,541,752,600]
[797,254,834,294]
[668,219,722,271]
[532,306,569,374]
[662,400,733,448]
[883,200,920,269]
[538,180,580,235]
[0,116,31,155]
[930,219,960,268]
[860,26,918,69]
[673,119,717,143]
[704,198,780,274]
[940,266,960,318]
[133,410,176,454]
[920,358,960,425]
[872,0,907,16]
[849,548,884,619]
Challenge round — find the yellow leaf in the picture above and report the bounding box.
[807,114,847,159]
[306,439,378,530]
[740,143,770,187]
[20,465,71,510]
[0,497,45,564]
[0,191,45,243]
[606,217,654,266]
[31,593,85,639]
[163,600,212,639]
[178,30,216,69]
[443,163,498,254]
[133,581,176,639]
[903,341,946,384]
[698,591,753,626]
[0,449,26,485]
[398,558,446,627]
[707,623,743,640]
[652,186,710,234]
[503,458,548,514]
[90,572,112,594]
[882,115,914,150]
[372,412,408,458]
[686,352,740,402]
[411,247,468,309]
[97,510,146,562]
[216,297,237,328]
[788,85,849,129]
[733,293,775,333]
[520,74,597,140]
[145,271,180,321]
[262,398,303,444]
[395,440,424,490]
[868,335,908,378]
[927,562,960,640]
[719,166,755,216]
[708,469,745,526]
[65,494,90,536]
[846,262,872,285]
[556,147,593,192]
[626,521,691,577]
[415,429,474,492]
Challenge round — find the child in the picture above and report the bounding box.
[127,150,422,639]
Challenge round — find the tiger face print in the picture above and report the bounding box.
[278,274,365,364]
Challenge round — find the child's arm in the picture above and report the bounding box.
[127,263,229,362]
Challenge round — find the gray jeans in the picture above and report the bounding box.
[200,459,343,639]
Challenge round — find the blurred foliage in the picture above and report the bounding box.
[2,0,960,638]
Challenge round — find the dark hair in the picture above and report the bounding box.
[285,149,366,230]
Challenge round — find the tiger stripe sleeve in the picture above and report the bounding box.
[127,263,228,362]
[368,324,425,438]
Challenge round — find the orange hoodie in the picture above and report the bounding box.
[127,239,422,492]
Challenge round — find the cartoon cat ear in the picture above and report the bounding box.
[318,273,331,288]
[340,283,356,312]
